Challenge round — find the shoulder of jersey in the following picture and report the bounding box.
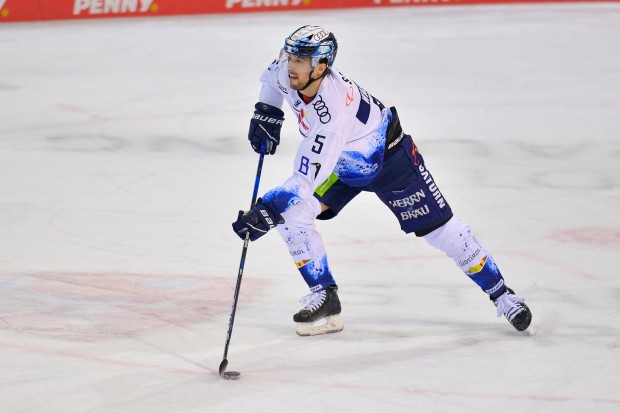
[314,72,354,120]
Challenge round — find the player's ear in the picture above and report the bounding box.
[315,62,328,76]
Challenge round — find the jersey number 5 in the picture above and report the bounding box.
[299,135,326,175]
[312,134,325,154]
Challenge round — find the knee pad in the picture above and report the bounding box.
[278,196,322,229]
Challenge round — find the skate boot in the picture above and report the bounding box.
[492,287,533,333]
[294,285,344,336]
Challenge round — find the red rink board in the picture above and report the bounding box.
[0,0,618,23]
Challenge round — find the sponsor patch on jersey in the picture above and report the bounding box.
[345,86,355,107]
[298,109,311,136]
[277,78,288,94]
[313,95,331,124]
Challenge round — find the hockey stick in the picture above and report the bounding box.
[219,148,266,380]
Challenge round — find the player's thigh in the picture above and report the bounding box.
[314,174,361,220]
[375,136,453,236]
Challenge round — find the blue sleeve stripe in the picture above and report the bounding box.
[355,85,371,124]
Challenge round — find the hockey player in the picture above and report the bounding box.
[232,25,532,336]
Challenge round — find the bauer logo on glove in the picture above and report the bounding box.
[232,199,284,241]
[248,103,285,155]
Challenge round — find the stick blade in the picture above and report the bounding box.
[219,359,241,380]
[218,359,228,376]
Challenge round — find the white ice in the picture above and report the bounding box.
[1,3,619,412]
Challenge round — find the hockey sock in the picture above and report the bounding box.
[424,217,506,298]
[278,198,336,292]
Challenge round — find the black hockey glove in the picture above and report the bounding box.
[232,199,285,241]
[248,102,284,155]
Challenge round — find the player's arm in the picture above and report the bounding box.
[232,128,345,242]
[248,57,287,155]
[261,127,346,215]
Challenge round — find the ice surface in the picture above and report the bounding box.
[1,3,619,412]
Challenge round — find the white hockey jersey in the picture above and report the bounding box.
[260,54,391,215]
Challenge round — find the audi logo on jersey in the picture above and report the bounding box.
[313,95,331,124]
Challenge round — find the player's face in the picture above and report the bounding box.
[287,55,313,90]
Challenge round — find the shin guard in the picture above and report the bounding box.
[424,217,505,297]
[277,198,336,291]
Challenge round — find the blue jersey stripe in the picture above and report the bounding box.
[355,85,371,124]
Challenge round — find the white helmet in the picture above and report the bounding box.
[284,25,338,69]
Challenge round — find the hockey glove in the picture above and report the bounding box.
[249,102,284,155]
[232,199,285,241]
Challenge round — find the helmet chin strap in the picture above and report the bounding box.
[301,67,328,93]
[301,75,318,92]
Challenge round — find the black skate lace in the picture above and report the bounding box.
[495,292,525,321]
[299,290,326,312]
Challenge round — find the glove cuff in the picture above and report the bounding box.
[257,198,285,225]
[255,102,284,117]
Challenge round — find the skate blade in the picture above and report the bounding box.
[296,314,344,336]
[523,325,536,336]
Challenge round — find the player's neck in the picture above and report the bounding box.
[298,91,313,104]
[299,77,322,102]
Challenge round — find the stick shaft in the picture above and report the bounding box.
[220,153,265,372]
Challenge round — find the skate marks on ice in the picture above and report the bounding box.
[0,271,262,342]
[417,138,620,191]
[0,4,619,411]
[226,322,620,408]
[548,227,620,248]
[44,133,238,155]
[0,81,20,91]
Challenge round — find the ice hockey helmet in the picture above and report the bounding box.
[283,25,338,68]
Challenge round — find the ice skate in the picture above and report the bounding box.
[294,285,344,336]
[492,287,533,334]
